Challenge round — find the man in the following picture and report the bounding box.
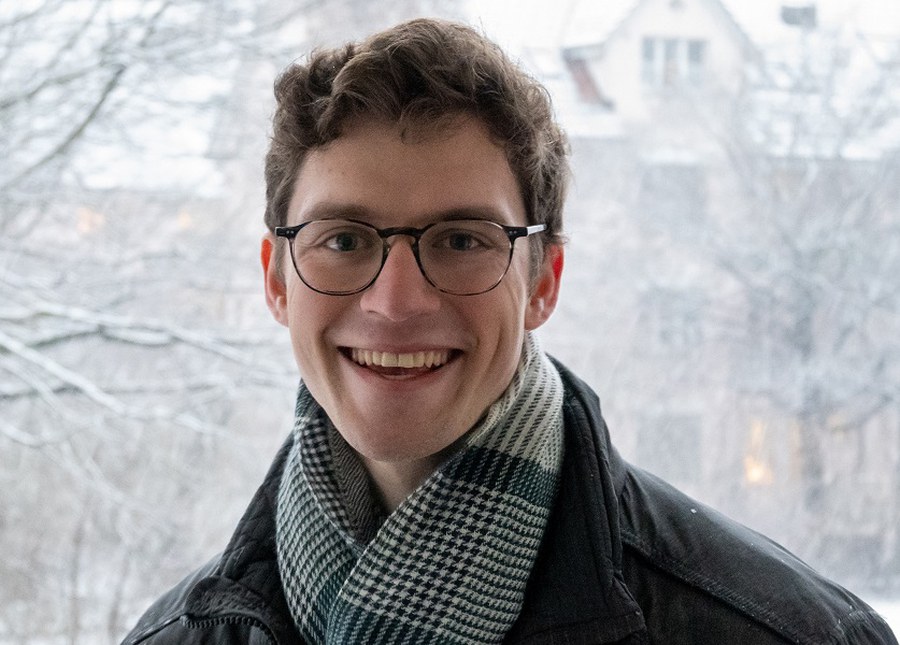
[123,18,897,645]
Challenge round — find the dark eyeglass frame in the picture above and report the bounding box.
[274,218,546,296]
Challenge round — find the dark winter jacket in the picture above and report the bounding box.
[122,362,898,644]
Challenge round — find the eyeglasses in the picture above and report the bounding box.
[274,218,545,296]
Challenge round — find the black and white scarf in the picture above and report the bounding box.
[276,334,564,644]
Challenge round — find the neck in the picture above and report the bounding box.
[362,456,440,512]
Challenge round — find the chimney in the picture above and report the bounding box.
[781,3,817,29]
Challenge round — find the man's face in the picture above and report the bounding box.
[263,116,561,468]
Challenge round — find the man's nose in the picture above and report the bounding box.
[359,239,442,321]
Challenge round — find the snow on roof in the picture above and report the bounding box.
[559,0,900,50]
[558,0,638,49]
[467,0,580,52]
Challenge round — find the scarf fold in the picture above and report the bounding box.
[276,334,564,644]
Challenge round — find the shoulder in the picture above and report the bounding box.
[550,359,895,644]
[618,463,896,644]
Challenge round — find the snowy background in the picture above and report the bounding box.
[1,0,898,641]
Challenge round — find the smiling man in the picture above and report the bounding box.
[264,115,559,513]
[123,18,896,645]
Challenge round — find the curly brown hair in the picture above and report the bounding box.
[264,18,569,272]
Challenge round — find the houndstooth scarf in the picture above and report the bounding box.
[275,333,564,644]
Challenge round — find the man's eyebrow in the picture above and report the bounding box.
[297,203,373,222]
[437,207,509,223]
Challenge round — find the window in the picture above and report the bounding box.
[664,38,679,86]
[687,40,706,84]
[642,37,707,88]
[641,38,657,86]
[781,4,817,28]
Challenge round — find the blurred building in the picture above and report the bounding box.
[532,0,900,589]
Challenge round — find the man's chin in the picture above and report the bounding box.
[338,424,463,466]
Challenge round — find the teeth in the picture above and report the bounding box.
[350,348,450,369]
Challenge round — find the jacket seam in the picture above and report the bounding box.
[512,611,646,645]
[560,390,619,577]
[125,614,184,644]
[620,527,863,645]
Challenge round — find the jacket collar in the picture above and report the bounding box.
[505,360,646,644]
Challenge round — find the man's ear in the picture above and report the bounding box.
[525,244,563,331]
[261,234,289,327]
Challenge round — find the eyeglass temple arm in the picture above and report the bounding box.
[510,223,546,240]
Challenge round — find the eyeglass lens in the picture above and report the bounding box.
[289,219,515,295]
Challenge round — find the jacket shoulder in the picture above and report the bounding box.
[550,360,895,644]
[618,465,896,644]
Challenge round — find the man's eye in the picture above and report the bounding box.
[435,230,488,252]
[325,231,365,252]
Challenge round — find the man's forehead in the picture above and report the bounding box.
[287,116,524,227]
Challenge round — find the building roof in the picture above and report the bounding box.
[472,0,900,151]
[561,0,900,49]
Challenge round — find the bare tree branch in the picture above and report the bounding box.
[3,63,127,190]
[0,328,129,415]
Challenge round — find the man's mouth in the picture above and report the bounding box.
[345,347,454,376]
